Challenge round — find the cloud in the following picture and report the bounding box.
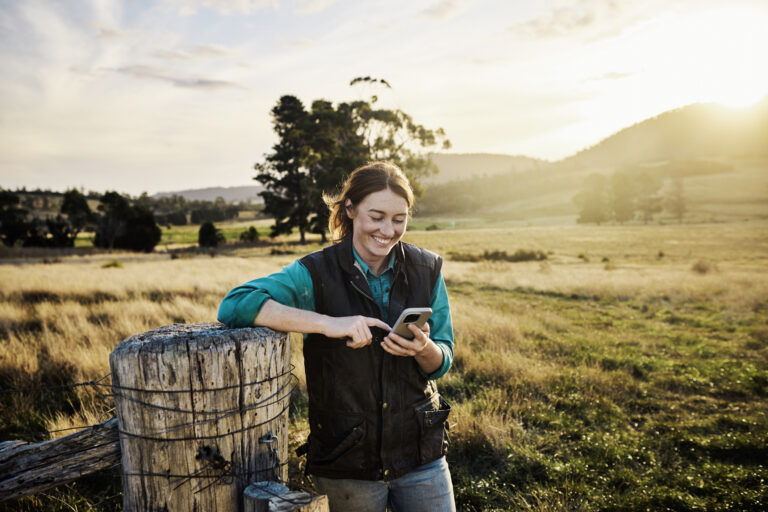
[294,0,339,14]
[507,0,659,40]
[153,44,237,60]
[116,65,246,90]
[420,0,476,21]
[291,38,315,47]
[165,0,279,16]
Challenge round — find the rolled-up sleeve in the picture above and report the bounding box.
[421,273,454,380]
[217,260,315,328]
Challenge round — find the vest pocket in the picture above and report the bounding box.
[415,394,451,464]
[309,411,366,468]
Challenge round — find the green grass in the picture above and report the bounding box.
[442,279,767,511]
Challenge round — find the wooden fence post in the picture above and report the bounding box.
[110,322,291,512]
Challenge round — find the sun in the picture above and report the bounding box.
[681,3,768,108]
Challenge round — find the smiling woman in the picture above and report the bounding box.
[218,161,457,512]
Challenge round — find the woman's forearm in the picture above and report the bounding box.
[254,299,330,335]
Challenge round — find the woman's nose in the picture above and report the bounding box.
[380,222,394,236]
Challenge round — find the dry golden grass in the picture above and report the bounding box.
[2,221,767,511]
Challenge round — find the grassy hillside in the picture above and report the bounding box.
[427,153,550,184]
[560,97,768,170]
[418,157,768,224]
[420,98,768,223]
[1,222,766,511]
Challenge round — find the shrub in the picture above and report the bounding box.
[692,260,716,274]
[448,249,547,263]
[198,222,225,248]
[101,260,123,268]
[425,224,440,231]
[239,226,260,243]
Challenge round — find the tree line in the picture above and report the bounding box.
[255,77,450,243]
[575,160,731,225]
[0,189,161,251]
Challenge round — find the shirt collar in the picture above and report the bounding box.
[352,247,396,278]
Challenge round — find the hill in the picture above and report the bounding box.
[419,97,768,223]
[427,153,549,183]
[558,96,768,170]
[153,185,264,203]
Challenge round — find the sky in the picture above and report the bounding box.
[1,0,767,196]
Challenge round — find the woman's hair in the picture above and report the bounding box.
[324,161,414,243]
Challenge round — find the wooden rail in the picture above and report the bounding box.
[0,323,328,511]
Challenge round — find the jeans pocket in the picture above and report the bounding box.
[415,395,451,464]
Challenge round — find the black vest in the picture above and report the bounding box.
[299,236,451,480]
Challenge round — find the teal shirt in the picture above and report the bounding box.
[218,249,454,380]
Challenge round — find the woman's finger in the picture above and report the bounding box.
[382,337,413,356]
[407,323,428,344]
[366,317,392,332]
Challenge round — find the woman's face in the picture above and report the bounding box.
[347,188,409,270]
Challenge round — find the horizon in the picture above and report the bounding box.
[1,0,767,195]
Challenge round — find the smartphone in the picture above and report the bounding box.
[391,307,432,340]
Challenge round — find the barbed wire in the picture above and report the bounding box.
[2,361,309,505]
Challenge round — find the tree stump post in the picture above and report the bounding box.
[110,323,291,512]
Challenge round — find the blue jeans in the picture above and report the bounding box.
[314,457,456,512]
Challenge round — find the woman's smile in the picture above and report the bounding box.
[347,188,409,275]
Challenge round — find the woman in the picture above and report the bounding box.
[218,161,455,512]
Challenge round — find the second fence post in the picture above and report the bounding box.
[110,322,291,512]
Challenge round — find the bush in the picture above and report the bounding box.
[198,222,225,248]
[101,260,123,269]
[448,249,547,263]
[692,260,716,274]
[425,224,440,231]
[239,226,259,243]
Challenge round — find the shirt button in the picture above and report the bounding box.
[316,423,322,430]
[384,469,390,477]
[382,402,388,409]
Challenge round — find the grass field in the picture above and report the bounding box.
[1,221,766,511]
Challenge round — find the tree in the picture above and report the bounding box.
[665,175,686,223]
[575,174,610,224]
[0,190,30,247]
[634,170,663,224]
[199,221,225,247]
[255,82,449,243]
[255,95,318,244]
[610,171,635,223]
[60,189,93,245]
[94,192,161,252]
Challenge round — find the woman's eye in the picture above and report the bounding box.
[393,219,405,224]
[371,217,383,222]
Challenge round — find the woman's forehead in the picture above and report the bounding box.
[360,189,409,214]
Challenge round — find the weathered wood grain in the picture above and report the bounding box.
[110,322,291,512]
[0,418,120,502]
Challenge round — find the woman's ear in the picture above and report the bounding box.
[345,199,355,219]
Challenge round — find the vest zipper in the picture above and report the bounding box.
[349,278,378,309]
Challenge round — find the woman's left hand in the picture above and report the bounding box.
[381,322,432,357]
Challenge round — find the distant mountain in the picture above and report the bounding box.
[153,185,264,203]
[558,95,768,170]
[427,153,549,183]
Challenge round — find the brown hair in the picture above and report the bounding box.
[324,161,414,243]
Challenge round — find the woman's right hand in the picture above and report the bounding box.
[322,315,391,349]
